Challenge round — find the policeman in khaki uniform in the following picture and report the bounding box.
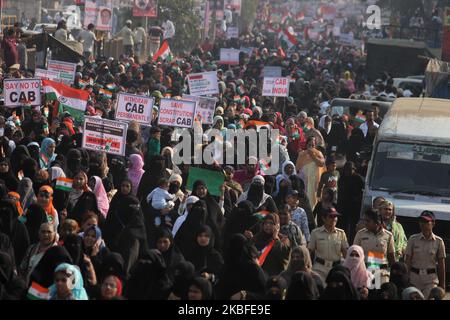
[405,211,446,299]
[353,209,395,286]
[308,207,349,282]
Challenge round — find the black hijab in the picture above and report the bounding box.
[286,271,320,300]
[379,282,398,300]
[21,157,38,181]
[23,204,47,244]
[28,246,72,288]
[66,149,83,178]
[189,277,213,300]
[9,145,30,177]
[186,225,224,276]
[224,200,257,244]
[389,262,409,298]
[62,233,83,267]
[321,267,359,300]
[191,180,224,252]
[174,200,207,257]
[68,191,101,225]
[0,157,19,192]
[137,155,166,201]
[126,249,172,300]
[171,261,196,300]
[0,250,27,300]
[98,252,126,282]
[216,233,266,300]
[26,143,41,165]
[153,227,185,281]
[0,200,30,265]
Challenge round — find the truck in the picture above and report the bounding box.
[362,98,450,269]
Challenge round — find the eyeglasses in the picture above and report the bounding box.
[102,282,117,289]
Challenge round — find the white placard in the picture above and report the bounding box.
[4,78,41,107]
[262,77,289,97]
[187,71,219,96]
[82,117,128,156]
[158,98,196,128]
[115,93,153,125]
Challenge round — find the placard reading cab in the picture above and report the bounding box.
[262,77,289,97]
[187,71,219,96]
[219,48,240,65]
[47,60,77,85]
[183,95,217,125]
[4,79,41,107]
[115,93,153,125]
[158,98,196,128]
[35,68,60,81]
[82,117,128,156]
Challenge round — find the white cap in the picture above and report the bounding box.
[252,175,265,185]
[186,196,200,205]
[126,20,132,25]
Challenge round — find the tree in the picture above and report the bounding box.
[158,0,202,54]
[239,0,260,33]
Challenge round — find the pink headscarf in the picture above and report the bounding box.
[343,245,374,289]
[127,154,145,196]
[93,176,110,218]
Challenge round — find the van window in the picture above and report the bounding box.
[370,141,450,197]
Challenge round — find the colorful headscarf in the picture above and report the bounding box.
[39,185,58,226]
[39,138,57,169]
[343,245,374,289]
[49,263,88,300]
[8,191,23,216]
[92,176,109,218]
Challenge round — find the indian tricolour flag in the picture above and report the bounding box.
[278,28,299,49]
[153,40,171,62]
[42,79,89,123]
[27,281,50,300]
[55,177,73,192]
[99,88,113,98]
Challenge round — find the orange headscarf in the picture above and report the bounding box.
[8,192,23,216]
[39,185,58,224]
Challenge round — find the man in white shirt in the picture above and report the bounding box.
[78,23,97,61]
[134,22,147,61]
[115,20,135,56]
[359,110,379,137]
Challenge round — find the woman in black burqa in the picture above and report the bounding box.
[0,200,30,265]
[191,180,225,253]
[21,203,47,245]
[223,200,258,248]
[185,225,224,281]
[215,233,267,300]
[153,227,185,282]
[102,194,148,276]
[126,249,172,300]
[0,251,27,300]
[174,200,207,258]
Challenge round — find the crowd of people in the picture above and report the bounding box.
[0,1,447,301]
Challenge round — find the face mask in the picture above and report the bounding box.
[168,183,180,194]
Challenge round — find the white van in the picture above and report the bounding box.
[362,98,450,263]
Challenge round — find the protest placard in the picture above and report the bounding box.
[263,66,282,78]
[115,93,153,125]
[48,60,77,85]
[186,167,225,197]
[158,98,196,128]
[262,77,289,97]
[183,95,216,125]
[219,48,240,65]
[35,68,60,81]
[4,79,41,107]
[226,27,239,39]
[339,33,354,46]
[187,71,219,96]
[82,117,128,156]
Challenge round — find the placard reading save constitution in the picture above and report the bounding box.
[158,98,196,128]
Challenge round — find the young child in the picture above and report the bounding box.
[147,177,176,226]
[279,204,304,247]
[285,190,310,243]
[317,156,340,202]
